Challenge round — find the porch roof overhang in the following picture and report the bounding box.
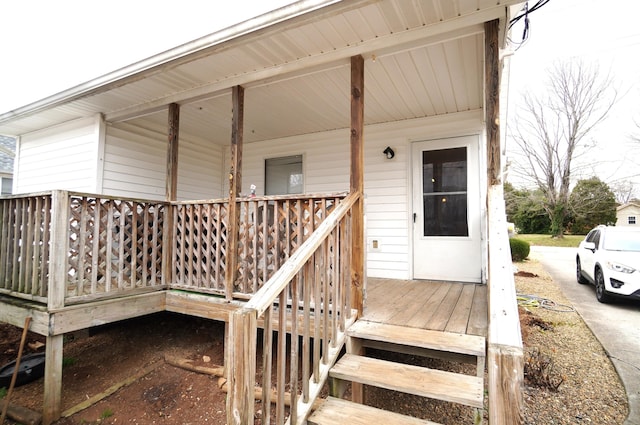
[0,0,524,142]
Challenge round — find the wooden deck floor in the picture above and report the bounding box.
[363,278,488,337]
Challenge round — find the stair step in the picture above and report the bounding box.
[330,354,484,408]
[348,320,485,357]
[308,397,442,425]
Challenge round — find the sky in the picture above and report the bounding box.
[0,0,296,112]
[1,0,639,193]
[506,0,640,194]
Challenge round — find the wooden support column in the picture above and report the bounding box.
[350,55,366,406]
[485,19,501,186]
[226,308,256,425]
[166,103,180,201]
[43,190,69,425]
[225,85,244,300]
[350,55,365,317]
[163,103,180,286]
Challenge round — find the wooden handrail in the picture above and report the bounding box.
[170,191,348,205]
[486,184,524,424]
[245,191,360,317]
[228,191,359,425]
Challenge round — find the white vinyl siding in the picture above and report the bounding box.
[104,124,223,201]
[14,117,99,194]
[177,136,224,201]
[241,132,350,196]
[103,125,166,200]
[242,111,483,279]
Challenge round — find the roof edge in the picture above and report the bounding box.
[0,0,344,124]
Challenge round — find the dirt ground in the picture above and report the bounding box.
[0,259,631,424]
[0,313,228,425]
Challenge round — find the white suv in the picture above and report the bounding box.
[576,225,640,303]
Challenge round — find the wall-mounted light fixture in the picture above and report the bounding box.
[383,146,395,159]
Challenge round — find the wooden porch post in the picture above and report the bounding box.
[43,190,69,425]
[350,55,365,317]
[166,103,180,201]
[225,85,244,300]
[486,20,524,425]
[485,19,501,186]
[350,55,366,405]
[162,103,180,286]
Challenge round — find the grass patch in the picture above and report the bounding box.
[62,357,77,367]
[0,386,6,399]
[100,408,114,419]
[516,234,584,248]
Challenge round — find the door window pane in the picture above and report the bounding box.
[422,147,468,236]
[265,155,303,195]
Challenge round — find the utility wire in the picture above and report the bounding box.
[508,0,553,49]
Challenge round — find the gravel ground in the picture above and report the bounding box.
[515,259,628,425]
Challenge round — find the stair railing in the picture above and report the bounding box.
[226,191,360,425]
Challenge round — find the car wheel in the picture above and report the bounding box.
[595,268,612,303]
[576,258,588,284]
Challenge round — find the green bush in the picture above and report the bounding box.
[509,238,530,262]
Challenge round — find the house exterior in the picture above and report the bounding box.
[0,135,15,195]
[616,202,640,226]
[0,1,525,424]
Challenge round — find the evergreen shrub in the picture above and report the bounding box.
[509,238,530,262]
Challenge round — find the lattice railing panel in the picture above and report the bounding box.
[173,202,228,293]
[67,195,165,300]
[233,194,344,296]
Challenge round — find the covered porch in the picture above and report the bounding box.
[0,1,524,424]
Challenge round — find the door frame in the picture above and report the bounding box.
[409,133,487,282]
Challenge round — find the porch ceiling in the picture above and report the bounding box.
[0,0,523,140]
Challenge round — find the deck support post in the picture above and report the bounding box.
[43,335,63,425]
[349,55,365,317]
[226,308,256,425]
[226,85,244,300]
[163,103,180,285]
[43,190,69,425]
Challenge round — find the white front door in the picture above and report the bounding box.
[411,136,482,283]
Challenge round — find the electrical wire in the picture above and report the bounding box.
[508,0,553,49]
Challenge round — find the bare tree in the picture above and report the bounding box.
[510,60,616,237]
[610,180,636,205]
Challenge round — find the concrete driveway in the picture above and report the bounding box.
[531,246,640,425]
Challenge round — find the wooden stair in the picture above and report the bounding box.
[308,320,486,425]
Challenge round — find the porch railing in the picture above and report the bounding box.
[0,191,167,305]
[170,194,346,297]
[0,191,347,306]
[486,184,525,424]
[0,192,52,302]
[227,192,359,425]
[65,193,167,303]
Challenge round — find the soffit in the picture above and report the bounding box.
[0,0,522,139]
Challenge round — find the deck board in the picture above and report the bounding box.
[444,284,476,334]
[385,282,440,325]
[364,278,487,337]
[404,282,450,329]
